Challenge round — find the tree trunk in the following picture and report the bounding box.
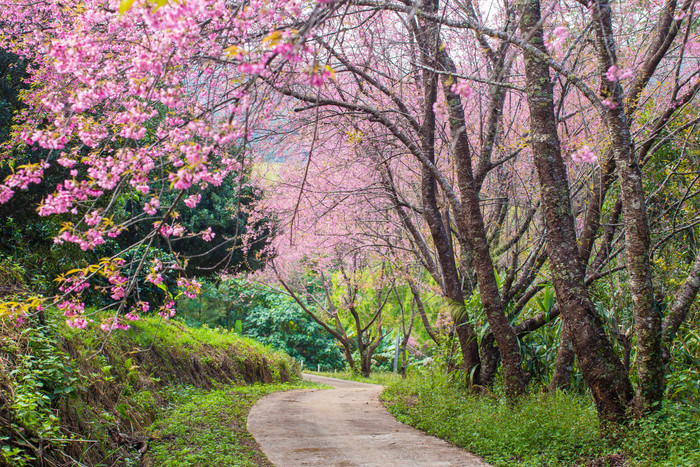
[433,27,528,397]
[415,5,481,383]
[549,325,574,391]
[478,333,500,387]
[591,0,664,414]
[518,0,634,424]
[361,352,372,378]
[552,154,617,392]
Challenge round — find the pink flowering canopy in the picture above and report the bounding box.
[0,0,340,328]
[2,0,700,344]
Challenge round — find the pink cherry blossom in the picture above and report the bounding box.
[571,145,598,163]
[184,193,202,208]
[451,80,473,99]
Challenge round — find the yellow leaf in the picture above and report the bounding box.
[225,45,243,57]
[153,0,168,11]
[119,0,136,15]
[262,30,284,47]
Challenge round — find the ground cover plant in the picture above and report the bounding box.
[145,381,318,467]
[0,309,299,466]
[381,372,700,466]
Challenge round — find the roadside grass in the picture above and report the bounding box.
[145,381,319,467]
[126,317,278,356]
[1,310,301,466]
[381,372,700,466]
[308,370,404,386]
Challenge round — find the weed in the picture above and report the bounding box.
[380,372,700,466]
[146,381,314,467]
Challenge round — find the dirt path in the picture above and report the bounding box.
[247,373,491,467]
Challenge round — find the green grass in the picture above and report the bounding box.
[3,310,301,466]
[62,314,284,358]
[62,314,298,387]
[380,371,700,466]
[146,381,318,467]
[621,403,700,466]
[309,370,405,386]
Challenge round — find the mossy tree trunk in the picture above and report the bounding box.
[518,0,634,424]
[415,0,529,396]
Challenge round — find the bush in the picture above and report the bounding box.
[177,278,345,370]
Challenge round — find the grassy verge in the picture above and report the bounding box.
[1,312,300,466]
[308,370,404,386]
[381,372,700,466]
[145,381,318,467]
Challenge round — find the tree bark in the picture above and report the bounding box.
[415,7,481,381]
[478,333,500,387]
[549,324,574,391]
[552,153,617,392]
[432,26,528,396]
[518,0,634,424]
[591,0,664,413]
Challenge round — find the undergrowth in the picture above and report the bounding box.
[145,381,317,466]
[381,371,700,466]
[1,311,300,466]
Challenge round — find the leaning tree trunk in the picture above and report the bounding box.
[590,0,664,415]
[551,154,617,391]
[418,11,528,396]
[518,0,634,424]
[414,3,482,383]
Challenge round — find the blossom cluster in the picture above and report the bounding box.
[0,0,322,328]
[544,26,569,54]
[571,145,598,164]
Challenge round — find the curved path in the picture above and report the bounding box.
[247,373,491,467]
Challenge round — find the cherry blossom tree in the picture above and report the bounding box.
[259,0,700,420]
[2,0,700,426]
[0,0,340,329]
